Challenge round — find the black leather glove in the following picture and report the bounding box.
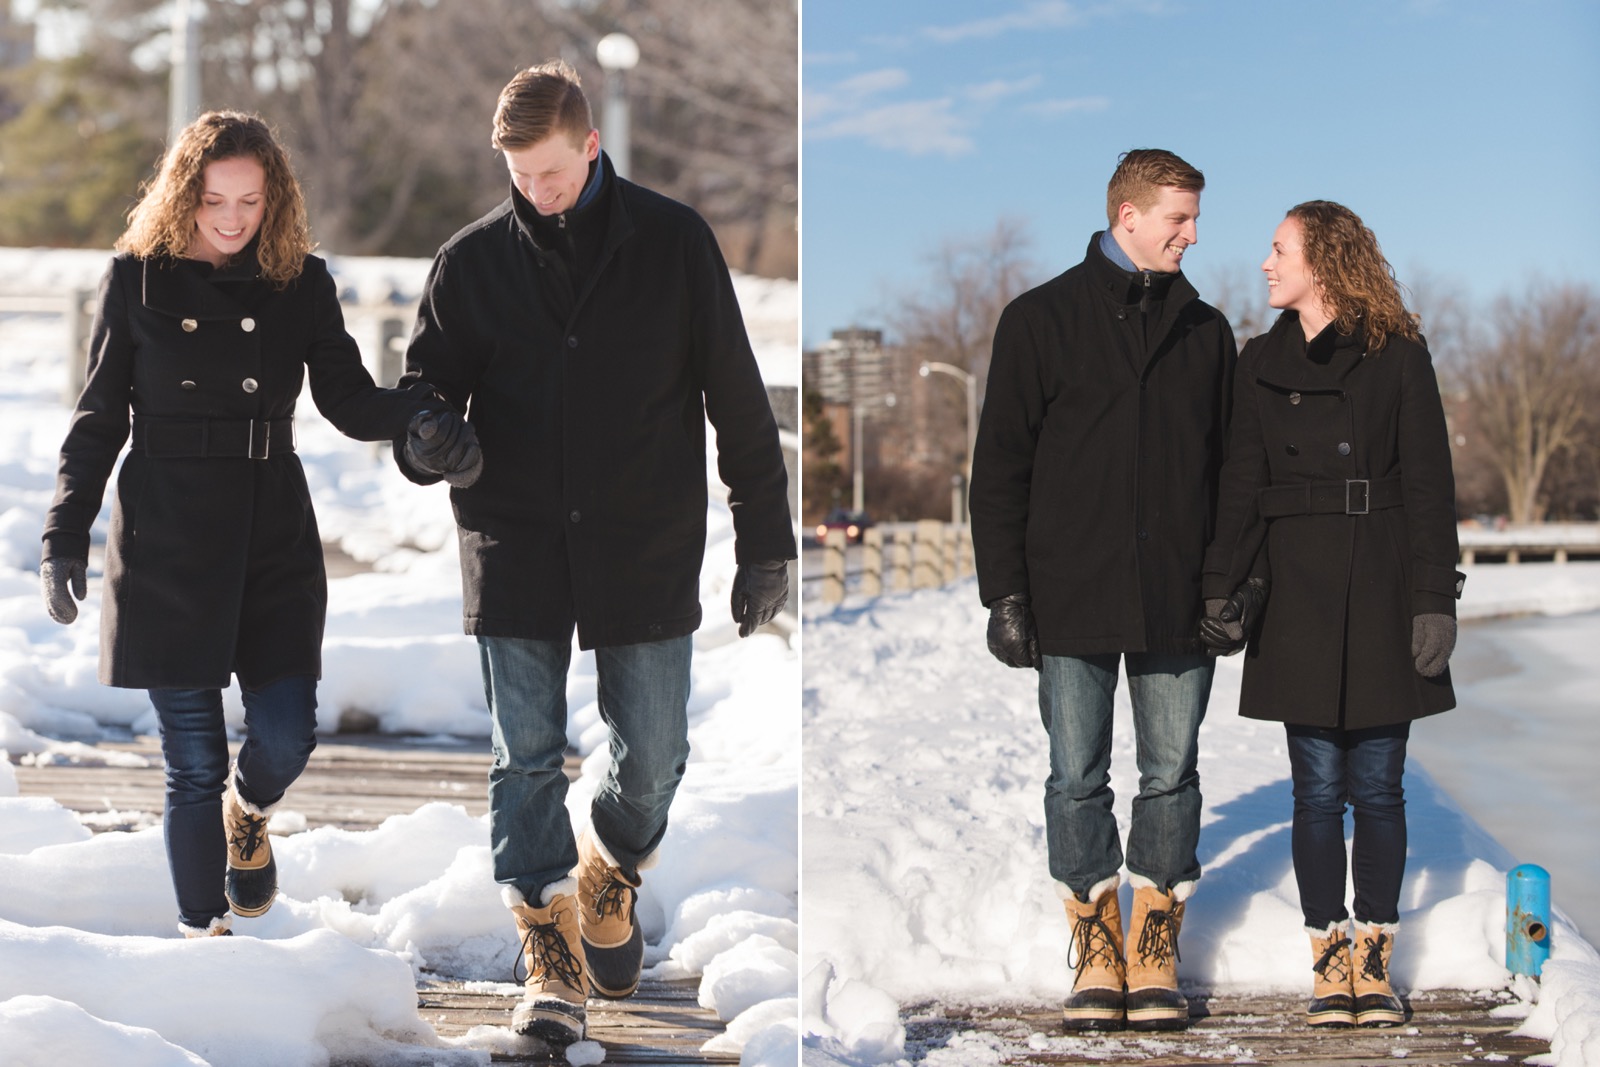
[986,593,1040,670]
[1412,613,1456,677]
[731,560,790,637]
[41,557,87,624]
[405,411,483,488]
[1200,577,1269,656]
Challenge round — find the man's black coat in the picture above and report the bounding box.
[971,234,1237,657]
[395,154,795,649]
[43,252,428,688]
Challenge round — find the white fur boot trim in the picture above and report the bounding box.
[179,915,232,938]
[225,766,277,819]
[1054,873,1119,905]
[1354,919,1400,935]
[1305,919,1350,938]
[501,876,579,911]
[582,825,658,873]
[1127,872,1197,902]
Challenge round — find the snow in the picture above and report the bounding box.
[0,248,798,1066]
[800,569,1600,1066]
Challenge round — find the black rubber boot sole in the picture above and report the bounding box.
[585,917,644,999]
[226,853,277,917]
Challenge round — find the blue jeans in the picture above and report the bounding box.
[1286,722,1410,929]
[479,635,692,900]
[1039,653,1215,898]
[148,676,319,928]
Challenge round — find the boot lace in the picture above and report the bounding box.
[1359,932,1390,982]
[1313,935,1352,982]
[593,872,633,920]
[513,917,584,989]
[1066,914,1124,975]
[1135,908,1182,968]
[228,811,269,862]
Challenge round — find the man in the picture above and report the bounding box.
[394,61,795,1049]
[969,149,1235,1033]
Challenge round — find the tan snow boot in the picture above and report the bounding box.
[507,880,589,1048]
[1352,921,1405,1026]
[222,773,277,917]
[1124,880,1189,1031]
[1306,922,1356,1027]
[179,916,233,938]
[574,827,646,999]
[1059,876,1126,1031]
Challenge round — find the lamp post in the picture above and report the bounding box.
[851,393,894,515]
[919,360,977,523]
[168,0,200,146]
[595,32,639,180]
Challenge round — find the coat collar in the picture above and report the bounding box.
[140,241,264,320]
[1256,311,1368,388]
[508,150,637,315]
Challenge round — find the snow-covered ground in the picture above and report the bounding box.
[0,248,799,1066]
[800,568,1600,1067]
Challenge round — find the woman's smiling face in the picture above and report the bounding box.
[188,156,266,267]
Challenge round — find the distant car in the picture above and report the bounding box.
[815,509,873,544]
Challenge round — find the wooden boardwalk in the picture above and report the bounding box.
[13,734,1552,1065]
[12,733,737,1065]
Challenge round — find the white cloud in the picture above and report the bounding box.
[923,1,1090,43]
[804,67,910,123]
[808,99,973,157]
[965,75,1043,104]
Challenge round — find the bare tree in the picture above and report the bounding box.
[1201,262,1275,344]
[1451,284,1600,523]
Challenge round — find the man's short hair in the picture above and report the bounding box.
[1105,149,1205,225]
[492,60,594,151]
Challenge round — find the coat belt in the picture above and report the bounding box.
[132,415,296,460]
[1258,475,1404,518]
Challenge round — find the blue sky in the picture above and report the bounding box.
[800,0,1600,348]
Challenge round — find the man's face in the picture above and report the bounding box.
[505,128,599,216]
[1262,216,1318,315]
[1116,186,1200,273]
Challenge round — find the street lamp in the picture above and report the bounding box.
[851,393,894,515]
[595,32,639,180]
[919,361,977,523]
[168,0,200,146]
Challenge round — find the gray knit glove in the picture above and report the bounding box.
[41,557,87,624]
[1412,613,1457,677]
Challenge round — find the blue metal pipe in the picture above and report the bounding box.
[1506,864,1551,977]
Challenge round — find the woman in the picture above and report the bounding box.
[1200,201,1462,1027]
[39,111,471,937]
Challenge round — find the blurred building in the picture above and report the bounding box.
[803,327,891,410]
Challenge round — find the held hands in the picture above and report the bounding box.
[731,560,790,637]
[405,411,483,488]
[41,557,87,624]
[986,592,1040,670]
[1411,613,1456,677]
[1199,577,1269,656]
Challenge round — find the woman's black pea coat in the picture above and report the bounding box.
[42,252,430,690]
[1202,314,1461,729]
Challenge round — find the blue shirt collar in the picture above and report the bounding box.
[1099,228,1137,272]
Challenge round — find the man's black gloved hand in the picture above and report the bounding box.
[986,592,1040,670]
[731,560,790,637]
[1412,613,1457,677]
[41,557,87,624]
[1200,577,1269,656]
[405,411,483,488]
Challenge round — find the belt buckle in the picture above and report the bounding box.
[248,419,269,460]
[1345,478,1369,515]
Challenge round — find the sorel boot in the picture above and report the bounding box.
[179,916,233,938]
[1306,922,1356,1027]
[506,880,589,1047]
[1059,875,1126,1031]
[222,773,277,917]
[1352,921,1405,1026]
[574,827,647,999]
[1124,879,1190,1031]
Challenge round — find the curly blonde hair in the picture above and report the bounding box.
[118,111,311,287]
[1287,200,1418,352]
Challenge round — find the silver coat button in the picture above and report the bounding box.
[1337,442,1351,456]
[1289,392,1301,405]
[182,318,198,332]
[180,380,197,390]
[241,318,256,332]
[242,378,259,393]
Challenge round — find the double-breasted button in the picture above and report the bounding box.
[567,336,578,349]
[1336,442,1351,456]
[241,317,256,333]
[241,378,259,393]
[180,380,197,391]
[1289,392,1302,405]
[181,318,198,332]
[1137,529,1149,541]
[569,510,581,523]
[1285,444,1299,456]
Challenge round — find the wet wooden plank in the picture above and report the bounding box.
[903,989,1548,1065]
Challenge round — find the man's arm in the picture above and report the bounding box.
[970,299,1046,606]
[391,246,485,486]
